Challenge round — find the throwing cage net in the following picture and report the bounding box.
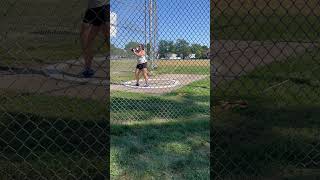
[110,0,160,87]
[110,0,210,178]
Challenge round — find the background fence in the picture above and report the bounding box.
[0,0,210,179]
[0,0,109,179]
[110,0,210,179]
[211,0,320,179]
[3,0,317,179]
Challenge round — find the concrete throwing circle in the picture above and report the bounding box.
[123,79,180,89]
[43,57,108,85]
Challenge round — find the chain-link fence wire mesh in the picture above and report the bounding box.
[0,0,109,179]
[110,0,210,122]
[110,0,210,179]
[211,0,320,179]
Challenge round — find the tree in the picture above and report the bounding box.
[167,41,176,54]
[201,45,209,59]
[175,39,190,59]
[110,43,126,58]
[158,40,175,58]
[158,40,169,58]
[190,44,203,59]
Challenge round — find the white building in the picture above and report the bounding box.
[165,53,181,60]
[187,54,196,59]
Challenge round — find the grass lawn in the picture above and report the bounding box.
[0,0,107,66]
[110,76,210,179]
[111,59,210,83]
[0,75,210,179]
[211,3,320,178]
[212,0,320,41]
[108,55,210,178]
[212,48,320,179]
[0,93,108,179]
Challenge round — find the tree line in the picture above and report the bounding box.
[111,39,209,59]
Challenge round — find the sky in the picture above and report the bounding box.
[110,0,210,49]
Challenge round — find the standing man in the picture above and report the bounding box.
[81,0,109,77]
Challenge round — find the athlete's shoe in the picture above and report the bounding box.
[81,68,95,78]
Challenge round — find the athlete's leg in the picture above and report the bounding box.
[143,68,149,85]
[135,68,140,85]
[80,23,100,70]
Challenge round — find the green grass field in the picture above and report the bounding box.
[0,93,108,179]
[211,2,320,178]
[0,0,106,67]
[0,75,210,179]
[212,47,320,179]
[110,59,210,179]
[111,78,210,179]
[111,59,209,83]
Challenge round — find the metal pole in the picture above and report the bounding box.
[144,0,148,58]
[149,0,154,69]
[154,0,158,67]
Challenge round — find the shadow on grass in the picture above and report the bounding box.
[0,111,108,179]
[111,118,210,179]
[211,103,320,179]
[210,47,320,179]
[110,85,210,179]
[111,94,209,122]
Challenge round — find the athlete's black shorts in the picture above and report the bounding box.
[83,5,109,26]
[136,63,147,70]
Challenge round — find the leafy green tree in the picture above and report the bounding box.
[158,40,176,58]
[158,40,169,57]
[201,45,209,59]
[175,39,190,59]
[110,43,126,57]
[190,44,203,58]
[167,41,176,54]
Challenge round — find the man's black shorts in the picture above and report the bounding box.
[83,5,109,26]
[136,63,147,70]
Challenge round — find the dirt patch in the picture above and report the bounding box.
[157,59,209,67]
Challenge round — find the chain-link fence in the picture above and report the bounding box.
[0,0,109,179]
[211,0,320,179]
[0,0,210,179]
[110,0,210,179]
